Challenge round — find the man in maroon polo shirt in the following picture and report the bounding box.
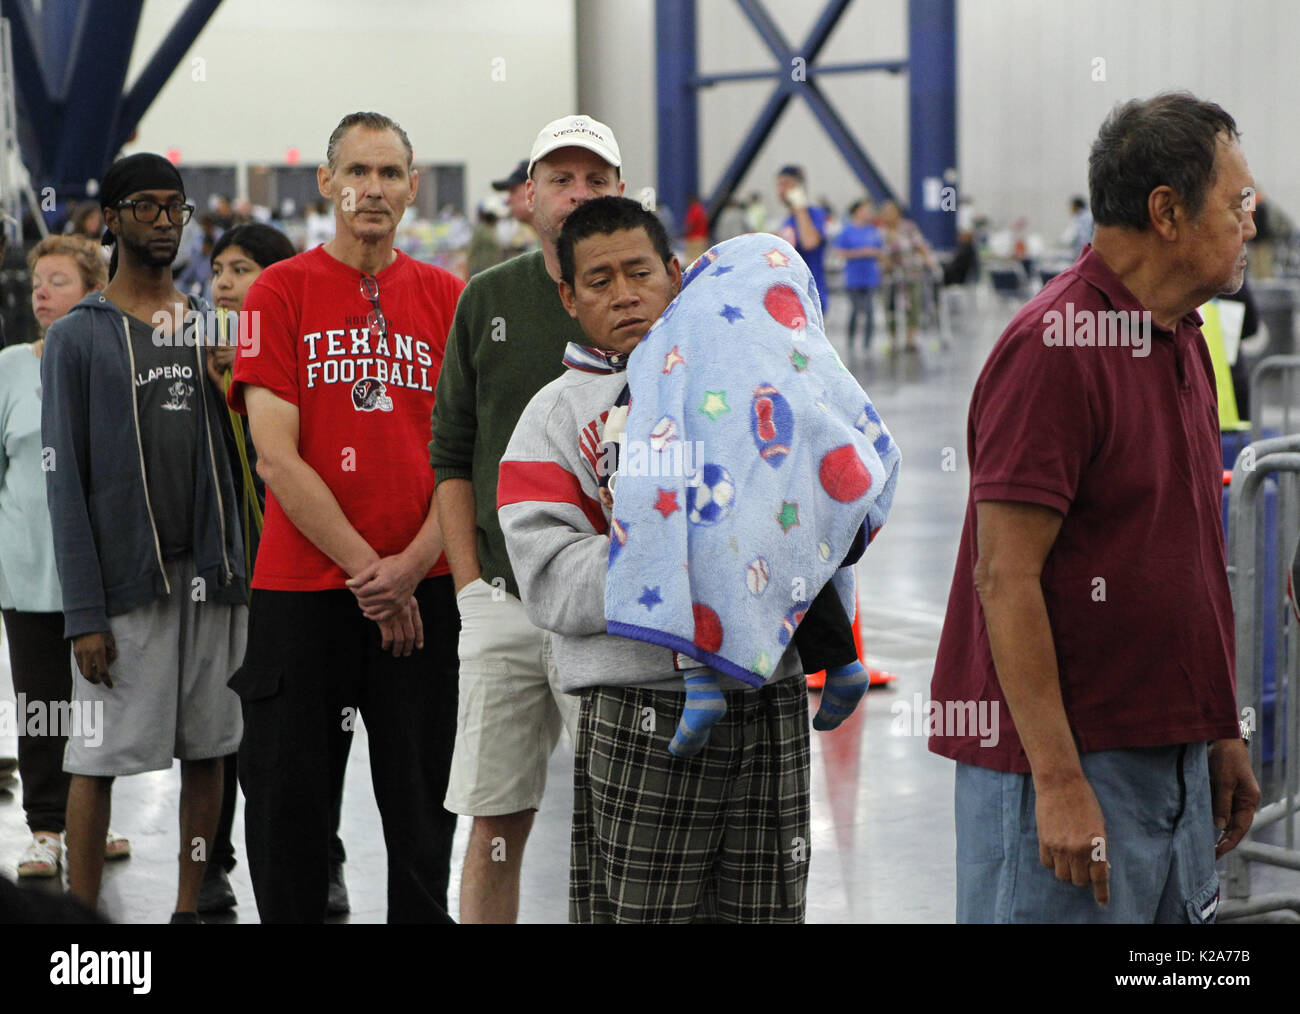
[931,92,1260,923]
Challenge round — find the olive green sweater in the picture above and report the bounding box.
[429,249,589,599]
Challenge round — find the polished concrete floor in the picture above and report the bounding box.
[2,285,1297,923]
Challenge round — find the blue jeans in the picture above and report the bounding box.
[955,743,1220,923]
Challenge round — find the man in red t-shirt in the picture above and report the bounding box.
[228,112,464,923]
[931,93,1260,923]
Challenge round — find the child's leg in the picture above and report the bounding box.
[814,660,870,732]
[669,671,726,757]
[791,583,869,732]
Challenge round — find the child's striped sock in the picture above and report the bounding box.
[669,672,726,757]
[812,661,869,731]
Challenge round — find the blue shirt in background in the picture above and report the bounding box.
[837,223,883,289]
[781,206,829,310]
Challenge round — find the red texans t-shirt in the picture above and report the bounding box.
[229,246,463,591]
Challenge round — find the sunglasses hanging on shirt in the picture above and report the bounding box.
[360,274,388,344]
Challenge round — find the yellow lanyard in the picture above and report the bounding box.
[216,311,263,593]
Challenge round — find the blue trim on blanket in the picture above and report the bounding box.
[606,620,767,689]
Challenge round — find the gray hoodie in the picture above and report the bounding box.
[41,292,246,640]
[498,358,800,694]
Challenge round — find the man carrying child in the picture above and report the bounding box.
[498,196,900,923]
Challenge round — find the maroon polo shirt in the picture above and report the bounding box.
[930,245,1241,773]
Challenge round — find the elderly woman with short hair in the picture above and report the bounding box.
[1,234,129,878]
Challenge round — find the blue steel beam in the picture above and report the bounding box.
[41,0,83,101]
[659,0,955,238]
[908,0,957,249]
[735,0,794,60]
[52,0,143,189]
[801,0,855,58]
[2,0,222,198]
[112,0,225,156]
[655,0,699,237]
[709,0,899,218]
[705,86,795,221]
[694,59,907,87]
[733,0,852,69]
[703,0,801,218]
[798,76,895,205]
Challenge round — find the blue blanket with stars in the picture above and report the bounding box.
[604,234,901,687]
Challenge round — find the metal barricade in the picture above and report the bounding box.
[1249,354,1300,444]
[1222,433,1300,919]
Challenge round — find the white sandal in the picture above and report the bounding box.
[17,833,62,878]
[105,829,131,860]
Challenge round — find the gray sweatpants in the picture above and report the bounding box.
[64,556,245,777]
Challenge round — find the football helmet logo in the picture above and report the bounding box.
[351,377,393,412]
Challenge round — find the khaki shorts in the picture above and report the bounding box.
[444,579,575,816]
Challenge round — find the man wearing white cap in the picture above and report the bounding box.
[430,114,624,922]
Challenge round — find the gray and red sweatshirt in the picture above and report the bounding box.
[497,343,801,694]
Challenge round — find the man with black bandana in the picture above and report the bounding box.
[41,152,247,923]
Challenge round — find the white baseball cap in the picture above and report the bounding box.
[527,114,622,177]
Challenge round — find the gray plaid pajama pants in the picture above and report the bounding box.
[570,677,811,923]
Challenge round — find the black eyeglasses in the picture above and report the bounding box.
[115,199,195,226]
[360,274,387,342]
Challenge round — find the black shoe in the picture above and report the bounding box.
[169,911,203,924]
[197,865,236,914]
[326,861,350,915]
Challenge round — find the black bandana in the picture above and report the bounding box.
[98,153,186,245]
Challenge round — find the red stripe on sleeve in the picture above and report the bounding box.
[498,460,608,534]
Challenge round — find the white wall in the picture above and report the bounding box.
[575,0,657,197]
[575,0,905,220]
[125,0,577,209]
[696,0,908,216]
[958,0,1300,239]
[126,0,1300,239]
[579,0,1300,242]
